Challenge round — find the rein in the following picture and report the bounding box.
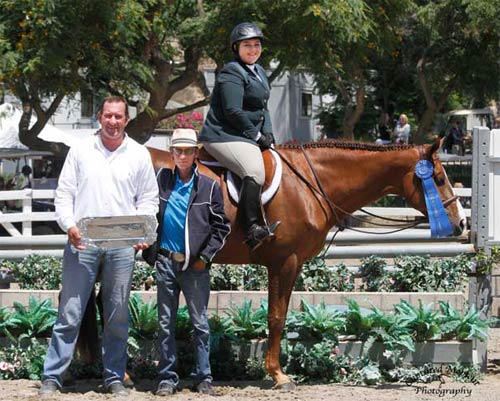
[275,146,424,256]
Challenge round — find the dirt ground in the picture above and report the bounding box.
[3,329,500,401]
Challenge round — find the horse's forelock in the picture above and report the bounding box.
[277,139,413,152]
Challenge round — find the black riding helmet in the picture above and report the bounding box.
[230,22,264,52]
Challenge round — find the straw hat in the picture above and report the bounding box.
[169,128,200,149]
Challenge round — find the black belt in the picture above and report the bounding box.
[158,247,186,263]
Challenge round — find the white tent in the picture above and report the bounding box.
[0,103,88,149]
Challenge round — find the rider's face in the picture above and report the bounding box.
[238,39,262,65]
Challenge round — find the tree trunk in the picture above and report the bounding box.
[415,56,457,143]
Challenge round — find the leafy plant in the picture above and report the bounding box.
[224,299,268,341]
[208,314,236,352]
[359,256,392,291]
[344,299,374,340]
[392,255,469,292]
[0,338,47,380]
[210,264,243,290]
[394,300,440,341]
[287,300,345,341]
[0,306,15,340]
[330,263,355,291]
[439,301,493,341]
[295,257,336,291]
[175,305,193,341]
[242,264,268,290]
[287,339,354,383]
[446,362,482,384]
[128,293,158,340]
[131,261,156,291]
[473,246,500,275]
[10,255,62,290]
[359,305,415,366]
[9,297,57,339]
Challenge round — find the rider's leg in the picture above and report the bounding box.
[201,141,280,250]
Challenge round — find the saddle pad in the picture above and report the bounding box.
[198,148,282,205]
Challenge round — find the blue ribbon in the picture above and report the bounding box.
[414,160,453,238]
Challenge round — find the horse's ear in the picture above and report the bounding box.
[429,138,442,156]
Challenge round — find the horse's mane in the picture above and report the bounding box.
[277,139,413,152]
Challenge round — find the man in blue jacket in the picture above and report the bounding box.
[143,128,230,396]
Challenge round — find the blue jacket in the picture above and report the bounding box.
[143,166,231,270]
[199,59,273,145]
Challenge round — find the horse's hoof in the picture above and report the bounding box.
[274,381,296,391]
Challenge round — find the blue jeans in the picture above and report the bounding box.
[156,256,212,388]
[42,243,135,387]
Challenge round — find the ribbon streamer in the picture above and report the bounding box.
[415,160,453,238]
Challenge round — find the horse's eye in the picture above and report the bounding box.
[434,175,445,186]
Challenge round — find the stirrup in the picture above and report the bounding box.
[244,221,281,251]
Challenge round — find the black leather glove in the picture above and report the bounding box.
[257,133,275,150]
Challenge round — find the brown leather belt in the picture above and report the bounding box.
[158,248,186,263]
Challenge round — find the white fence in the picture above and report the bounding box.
[0,183,472,259]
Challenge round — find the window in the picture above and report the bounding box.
[301,92,312,118]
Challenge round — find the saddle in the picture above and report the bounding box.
[198,147,282,205]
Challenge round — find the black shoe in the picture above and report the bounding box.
[107,381,129,396]
[156,382,176,396]
[244,221,281,251]
[39,380,58,396]
[196,380,216,395]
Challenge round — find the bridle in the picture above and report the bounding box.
[417,145,459,209]
[275,144,458,236]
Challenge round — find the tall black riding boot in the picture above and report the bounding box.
[239,176,280,251]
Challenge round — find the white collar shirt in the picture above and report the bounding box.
[55,133,159,232]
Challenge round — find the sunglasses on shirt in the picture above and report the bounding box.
[172,147,196,156]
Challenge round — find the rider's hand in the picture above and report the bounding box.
[257,133,275,150]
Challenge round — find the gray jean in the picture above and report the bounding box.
[202,141,265,185]
[42,243,135,387]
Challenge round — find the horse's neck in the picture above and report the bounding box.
[313,148,414,216]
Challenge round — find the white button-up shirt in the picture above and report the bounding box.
[55,133,159,232]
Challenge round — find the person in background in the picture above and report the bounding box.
[448,119,465,155]
[394,113,411,144]
[199,22,280,251]
[143,128,230,397]
[375,112,392,144]
[39,96,159,396]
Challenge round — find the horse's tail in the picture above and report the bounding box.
[75,289,100,364]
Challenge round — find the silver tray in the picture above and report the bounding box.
[77,215,157,248]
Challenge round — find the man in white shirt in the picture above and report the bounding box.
[39,96,159,396]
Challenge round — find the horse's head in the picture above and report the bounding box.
[403,139,466,236]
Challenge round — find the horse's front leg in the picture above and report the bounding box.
[266,255,301,390]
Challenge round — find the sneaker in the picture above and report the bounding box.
[107,381,129,396]
[196,380,215,395]
[156,382,176,396]
[39,380,58,396]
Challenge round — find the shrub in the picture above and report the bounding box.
[9,297,57,339]
[224,300,268,341]
[132,261,156,291]
[9,255,62,290]
[359,256,392,291]
[0,338,46,380]
[128,293,158,340]
[210,264,243,290]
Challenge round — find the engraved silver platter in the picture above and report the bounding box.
[77,215,157,248]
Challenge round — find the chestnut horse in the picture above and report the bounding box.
[146,139,465,389]
[78,139,465,389]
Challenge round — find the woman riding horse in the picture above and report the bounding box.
[199,22,280,251]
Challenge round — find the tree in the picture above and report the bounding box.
[398,0,500,142]
[0,0,115,154]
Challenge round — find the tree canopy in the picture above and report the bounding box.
[0,0,498,150]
